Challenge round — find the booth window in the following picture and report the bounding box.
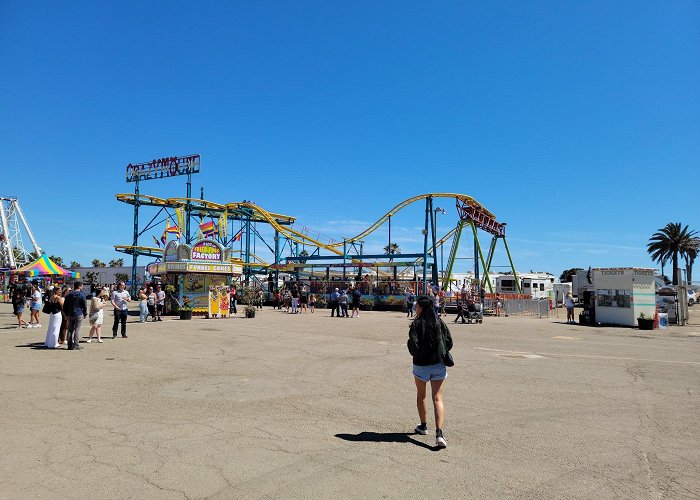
[597,289,631,308]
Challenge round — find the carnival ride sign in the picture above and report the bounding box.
[126,154,200,183]
[191,240,222,261]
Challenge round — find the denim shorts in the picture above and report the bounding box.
[412,362,447,382]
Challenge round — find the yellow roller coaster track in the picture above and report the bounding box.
[116,192,495,260]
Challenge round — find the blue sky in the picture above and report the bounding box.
[1,1,698,278]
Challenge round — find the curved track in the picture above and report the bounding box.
[117,192,494,258]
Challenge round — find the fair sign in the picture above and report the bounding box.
[191,240,222,261]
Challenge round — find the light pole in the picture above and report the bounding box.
[434,207,445,287]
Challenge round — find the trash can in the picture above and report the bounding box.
[658,313,668,329]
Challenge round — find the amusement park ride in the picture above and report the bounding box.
[0,196,43,270]
[115,154,521,295]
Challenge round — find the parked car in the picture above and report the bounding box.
[657,285,696,306]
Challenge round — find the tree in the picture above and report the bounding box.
[684,237,699,284]
[559,268,584,283]
[92,259,106,268]
[85,271,100,284]
[49,255,65,267]
[69,261,82,269]
[114,273,129,284]
[109,258,124,267]
[647,223,698,285]
[298,249,309,264]
[383,243,401,255]
[384,243,401,282]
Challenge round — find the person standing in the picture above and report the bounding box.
[309,294,316,313]
[111,281,131,339]
[43,288,63,348]
[155,284,165,321]
[64,282,88,350]
[406,293,415,318]
[137,286,149,323]
[229,286,237,314]
[564,292,575,324]
[58,286,69,344]
[290,285,299,314]
[300,286,309,314]
[339,289,350,317]
[330,288,340,317]
[495,293,503,317]
[351,286,362,318]
[29,284,43,328]
[12,286,29,328]
[407,296,453,448]
[88,288,106,342]
[147,285,156,321]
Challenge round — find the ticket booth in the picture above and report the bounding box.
[593,268,656,326]
[147,239,242,313]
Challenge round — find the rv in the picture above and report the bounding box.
[496,272,558,299]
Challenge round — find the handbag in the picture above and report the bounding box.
[42,301,52,314]
[441,326,454,367]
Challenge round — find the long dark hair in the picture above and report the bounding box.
[414,295,440,348]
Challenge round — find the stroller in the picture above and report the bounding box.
[467,301,483,324]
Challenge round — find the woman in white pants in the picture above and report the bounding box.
[44,289,63,349]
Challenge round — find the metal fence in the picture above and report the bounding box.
[483,297,550,318]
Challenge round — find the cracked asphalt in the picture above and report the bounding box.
[1,303,698,499]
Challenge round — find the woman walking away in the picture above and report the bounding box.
[44,288,63,348]
[88,288,105,342]
[407,296,453,448]
[309,294,316,313]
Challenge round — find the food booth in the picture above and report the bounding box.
[147,240,242,313]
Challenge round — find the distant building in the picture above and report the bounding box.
[69,266,146,286]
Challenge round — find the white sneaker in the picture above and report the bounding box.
[36,324,41,328]
[86,339,92,343]
[435,430,447,448]
[97,339,103,343]
[415,424,428,435]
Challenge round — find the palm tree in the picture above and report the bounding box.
[685,237,699,284]
[384,243,401,283]
[647,223,698,285]
[109,258,124,267]
[383,243,401,255]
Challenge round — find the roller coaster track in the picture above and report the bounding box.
[116,192,497,264]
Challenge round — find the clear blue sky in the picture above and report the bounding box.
[2,1,698,278]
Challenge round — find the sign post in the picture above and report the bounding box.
[125,154,200,295]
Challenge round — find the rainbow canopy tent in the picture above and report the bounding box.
[10,254,80,278]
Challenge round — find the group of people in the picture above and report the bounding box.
[274,284,317,314]
[328,285,362,317]
[9,280,159,349]
[135,283,166,323]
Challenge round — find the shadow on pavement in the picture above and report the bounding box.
[14,342,48,350]
[335,431,440,451]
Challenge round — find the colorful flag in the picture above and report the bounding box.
[165,219,181,238]
[232,229,243,242]
[199,220,215,234]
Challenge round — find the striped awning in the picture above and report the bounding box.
[10,254,80,278]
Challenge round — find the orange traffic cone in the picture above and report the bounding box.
[654,305,659,329]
